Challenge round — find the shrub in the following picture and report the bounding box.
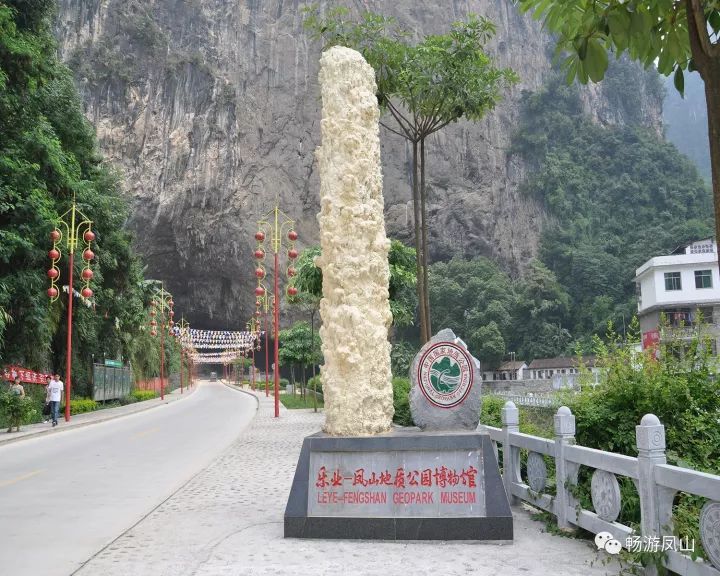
[392,377,413,426]
[391,341,416,377]
[307,375,322,395]
[69,398,98,414]
[279,378,289,389]
[557,328,720,560]
[130,389,157,401]
[0,392,37,427]
[478,395,505,428]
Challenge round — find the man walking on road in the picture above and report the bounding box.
[46,373,64,427]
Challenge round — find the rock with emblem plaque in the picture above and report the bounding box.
[410,329,482,431]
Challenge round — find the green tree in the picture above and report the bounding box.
[469,322,506,369]
[305,8,517,343]
[0,0,159,390]
[428,256,517,368]
[278,321,322,394]
[511,261,572,360]
[293,240,418,330]
[517,0,720,280]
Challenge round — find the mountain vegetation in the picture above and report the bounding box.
[0,0,174,385]
[425,72,712,368]
[517,0,720,328]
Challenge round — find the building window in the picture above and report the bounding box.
[665,272,682,291]
[695,270,712,289]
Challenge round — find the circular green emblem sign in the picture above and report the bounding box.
[417,341,474,408]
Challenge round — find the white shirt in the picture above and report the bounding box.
[47,379,64,402]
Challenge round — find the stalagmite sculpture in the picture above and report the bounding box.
[315,46,394,436]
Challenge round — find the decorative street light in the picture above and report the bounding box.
[254,292,273,398]
[148,284,174,401]
[177,317,190,394]
[47,199,95,422]
[255,205,298,418]
[247,317,262,391]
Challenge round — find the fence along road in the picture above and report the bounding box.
[0,380,257,576]
[482,402,720,576]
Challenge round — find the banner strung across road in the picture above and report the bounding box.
[188,351,252,364]
[174,327,261,351]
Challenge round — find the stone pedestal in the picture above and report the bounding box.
[284,430,512,540]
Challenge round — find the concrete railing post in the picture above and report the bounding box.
[554,406,576,530]
[636,414,667,575]
[501,401,520,505]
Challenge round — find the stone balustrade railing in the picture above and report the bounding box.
[481,401,720,576]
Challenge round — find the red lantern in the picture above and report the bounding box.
[287,286,298,297]
[168,300,174,307]
[288,248,299,259]
[255,268,265,279]
[169,310,175,317]
[288,230,298,241]
[81,288,93,298]
[50,230,61,242]
[255,286,265,297]
[255,300,262,307]
[255,231,265,242]
[150,330,157,337]
[169,320,174,327]
[83,230,96,242]
[47,287,58,298]
[150,320,157,327]
[255,310,261,317]
[47,268,59,279]
[48,249,60,260]
[150,309,156,317]
[83,249,94,261]
[254,249,265,260]
[81,268,93,280]
[287,267,297,277]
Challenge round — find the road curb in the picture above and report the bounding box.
[220,380,261,410]
[0,384,199,447]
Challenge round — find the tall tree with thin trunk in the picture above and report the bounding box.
[304,9,517,343]
[516,0,720,275]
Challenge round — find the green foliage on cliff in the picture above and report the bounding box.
[513,73,712,351]
[0,2,172,382]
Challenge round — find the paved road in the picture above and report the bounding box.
[0,381,256,576]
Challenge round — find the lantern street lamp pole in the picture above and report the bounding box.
[254,205,299,418]
[247,317,261,391]
[148,284,174,401]
[254,293,272,397]
[178,317,190,394]
[47,200,95,422]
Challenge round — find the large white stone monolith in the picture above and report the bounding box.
[315,46,393,436]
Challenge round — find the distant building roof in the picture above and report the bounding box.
[497,361,527,371]
[528,356,596,370]
[670,238,715,255]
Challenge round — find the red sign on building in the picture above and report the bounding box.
[642,330,660,351]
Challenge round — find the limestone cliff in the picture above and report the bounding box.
[54,0,662,329]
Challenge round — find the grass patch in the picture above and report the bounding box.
[280,393,324,410]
